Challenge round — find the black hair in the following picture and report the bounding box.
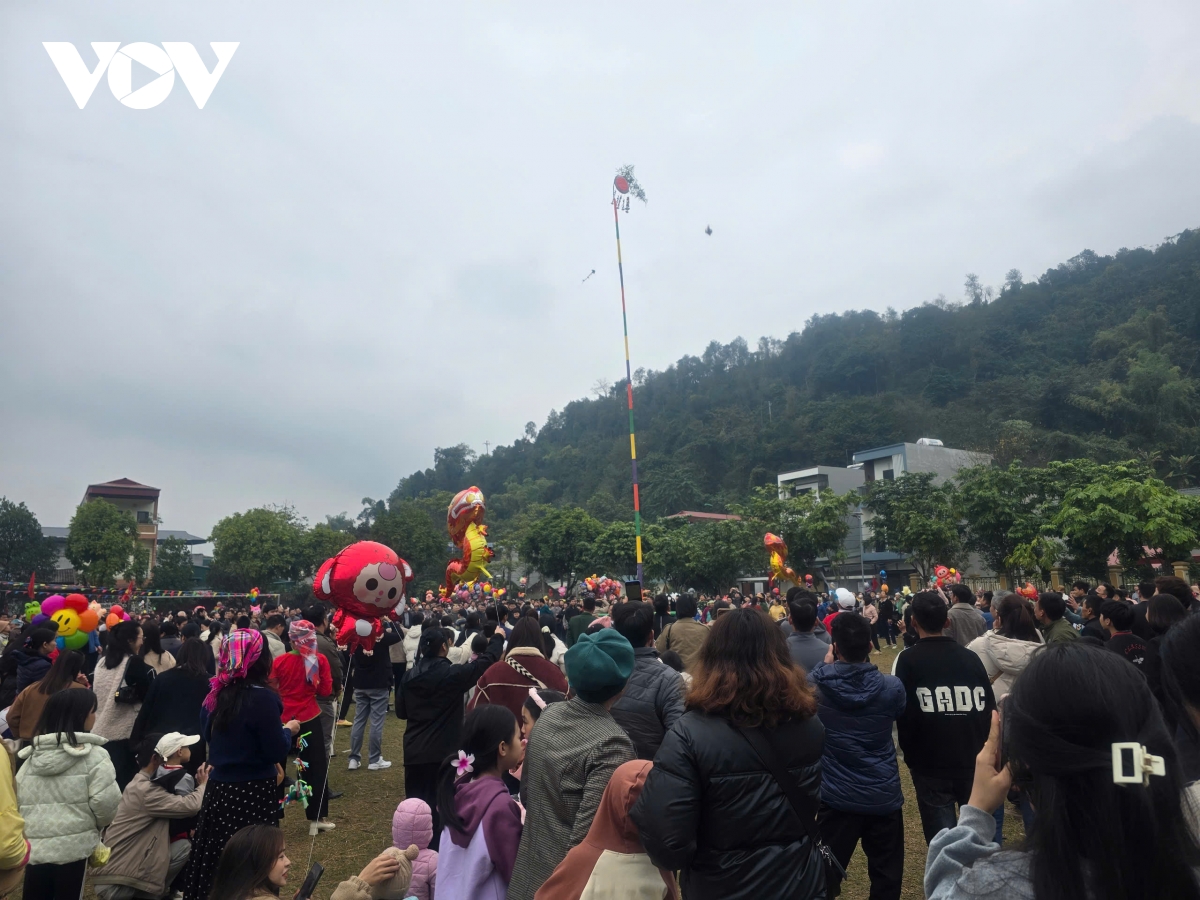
[675,594,697,620]
[176,638,210,677]
[235,615,251,630]
[436,705,519,833]
[653,594,670,615]
[34,688,98,746]
[948,583,973,606]
[416,627,448,662]
[522,688,566,723]
[211,647,273,734]
[1072,580,1091,592]
[1155,576,1194,608]
[1146,596,1187,636]
[301,603,329,628]
[1037,592,1066,622]
[911,591,948,633]
[1161,613,1200,741]
[24,627,57,653]
[612,601,653,647]
[208,824,286,900]
[470,633,488,654]
[1083,593,1104,617]
[161,621,179,638]
[264,614,286,631]
[136,732,165,769]
[1138,581,1157,601]
[506,617,547,656]
[788,600,817,631]
[1100,600,1134,632]
[104,620,142,669]
[38,649,84,696]
[141,621,164,656]
[660,650,685,673]
[1005,642,1200,900]
[830,612,872,663]
[441,615,455,627]
[582,595,597,612]
[410,610,425,627]
[995,595,1040,643]
[181,622,201,640]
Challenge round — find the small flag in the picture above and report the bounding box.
[27,573,35,600]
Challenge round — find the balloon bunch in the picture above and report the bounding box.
[930,566,962,588]
[30,594,101,650]
[105,604,131,629]
[763,534,799,589]
[582,575,622,599]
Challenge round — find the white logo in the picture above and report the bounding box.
[43,42,239,109]
[915,685,987,713]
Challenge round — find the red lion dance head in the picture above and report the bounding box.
[313,540,413,654]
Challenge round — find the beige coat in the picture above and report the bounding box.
[967,629,1044,699]
[91,772,205,897]
[8,682,87,742]
[654,619,709,673]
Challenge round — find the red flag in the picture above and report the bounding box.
[27,573,35,600]
[120,581,133,603]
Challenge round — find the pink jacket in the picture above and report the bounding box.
[393,798,438,900]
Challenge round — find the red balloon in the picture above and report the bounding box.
[64,593,89,613]
[614,175,630,194]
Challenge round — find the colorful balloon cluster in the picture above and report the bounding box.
[30,594,101,650]
[930,566,962,588]
[105,604,131,629]
[583,575,622,599]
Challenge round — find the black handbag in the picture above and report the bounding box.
[113,660,153,704]
[735,725,847,893]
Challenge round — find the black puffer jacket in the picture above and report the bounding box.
[631,709,826,900]
[609,647,685,759]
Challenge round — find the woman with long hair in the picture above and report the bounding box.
[131,638,213,771]
[92,620,154,789]
[630,608,826,899]
[182,630,299,900]
[139,621,176,674]
[209,823,406,900]
[1160,612,1200,790]
[435,705,524,899]
[927,641,1200,900]
[966,594,1043,699]
[467,617,567,722]
[270,619,334,835]
[17,689,120,900]
[7,649,88,743]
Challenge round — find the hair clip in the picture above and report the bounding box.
[527,687,547,710]
[1112,742,1165,786]
[453,750,475,777]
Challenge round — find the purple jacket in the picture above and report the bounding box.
[438,775,522,900]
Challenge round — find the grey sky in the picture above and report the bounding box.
[3,1,1200,539]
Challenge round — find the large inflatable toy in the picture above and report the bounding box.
[764,533,799,589]
[445,487,494,591]
[313,541,413,655]
[32,594,100,650]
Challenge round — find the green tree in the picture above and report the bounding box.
[370,500,448,594]
[654,518,760,593]
[587,520,666,580]
[65,499,141,587]
[739,486,854,571]
[519,507,602,594]
[1028,460,1200,576]
[956,462,1049,581]
[0,498,58,580]
[151,536,195,590]
[301,524,355,578]
[865,473,962,580]
[209,506,306,591]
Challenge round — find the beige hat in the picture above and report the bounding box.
[155,732,200,759]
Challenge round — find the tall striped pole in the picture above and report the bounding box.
[612,181,643,584]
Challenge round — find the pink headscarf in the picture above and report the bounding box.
[202,629,264,713]
[290,619,319,685]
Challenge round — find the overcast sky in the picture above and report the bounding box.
[3,1,1200,540]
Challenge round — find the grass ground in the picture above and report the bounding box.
[71,643,1019,898]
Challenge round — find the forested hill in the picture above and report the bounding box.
[390,231,1200,529]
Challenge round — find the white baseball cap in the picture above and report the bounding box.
[835,588,856,610]
[154,732,200,759]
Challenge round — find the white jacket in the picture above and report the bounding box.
[17,732,121,864]
[967,629,1044,699]
[403,625,422,670]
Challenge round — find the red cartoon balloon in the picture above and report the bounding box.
[312,541,413,655]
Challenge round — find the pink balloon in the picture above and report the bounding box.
[41,595,66,615]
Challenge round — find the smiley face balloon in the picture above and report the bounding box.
[41,593,99,650]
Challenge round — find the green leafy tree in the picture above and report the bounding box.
[654,518,760,593]
[1028,460,1200,576]
[301,524,355,578]
[865,473,962,580]
[739,486,853,572]
[519,507,602,594]
[0,498,58,580]
[370,500,449,594]
[151,536,195,590]
[65,499,141,587]
[956,462,1050,581]
[587,520,666,580]
[208,506,306,591]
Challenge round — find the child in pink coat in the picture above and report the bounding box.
[393,798,438,900]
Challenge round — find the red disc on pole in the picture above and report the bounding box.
[614,175,630,194]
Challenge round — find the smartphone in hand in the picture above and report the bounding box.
[294,862,323,900]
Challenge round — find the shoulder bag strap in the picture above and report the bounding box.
[664,622,674,651]
[507,657,548,691]
[735,725,847,879]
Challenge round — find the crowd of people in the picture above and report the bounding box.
[0,570,1195,899]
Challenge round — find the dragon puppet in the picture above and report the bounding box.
[313,540,413,655]
[764,533,800,590]
[446,486,494,592]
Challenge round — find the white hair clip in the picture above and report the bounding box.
[1112,742,1166,786]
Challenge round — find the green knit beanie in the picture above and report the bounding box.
[565,629,635,703]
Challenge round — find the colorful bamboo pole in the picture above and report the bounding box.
[612,179,643,584]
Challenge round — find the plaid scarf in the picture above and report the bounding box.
[202,629,264,713]
[289,619,320,685]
